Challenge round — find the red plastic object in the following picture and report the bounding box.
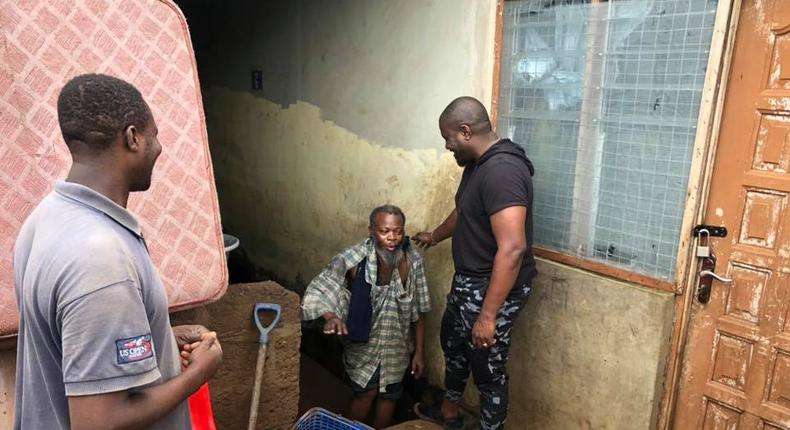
[189,383,217,430]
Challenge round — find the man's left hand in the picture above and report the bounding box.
[172,325,211,350]
[472,317,497,349]
[180,331,221,368]
[411,353,425,379]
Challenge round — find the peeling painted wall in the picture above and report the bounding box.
[184,0,495,151]
[205,90,462,284]
[183,0,676,428]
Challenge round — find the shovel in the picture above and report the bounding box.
[247,303,282,430]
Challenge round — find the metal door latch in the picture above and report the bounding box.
[699,270,732,284]
[693,224,732,304]
[697,256,716,304]
[697,256,733,304]
[692,225,727,238]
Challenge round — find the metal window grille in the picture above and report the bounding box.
[498,0,718,280]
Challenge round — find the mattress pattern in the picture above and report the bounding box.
[0,0,228,336]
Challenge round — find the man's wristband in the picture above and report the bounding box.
[429,231,438,245]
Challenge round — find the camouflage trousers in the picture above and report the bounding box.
[441,274,531,430]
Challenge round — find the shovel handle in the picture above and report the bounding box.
[247,343,267,430]
[253,303,281,344]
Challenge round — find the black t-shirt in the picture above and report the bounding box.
[452,139,537,286]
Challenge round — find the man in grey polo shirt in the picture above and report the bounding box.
[14,74,222,429]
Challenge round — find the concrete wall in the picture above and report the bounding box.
[184,0,676,428]
[506,260,674,429]
[185,0,490,390]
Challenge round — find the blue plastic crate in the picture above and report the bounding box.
[293,407,373,430]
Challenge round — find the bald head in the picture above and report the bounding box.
[439,97,499,167]
[439,96,492,133]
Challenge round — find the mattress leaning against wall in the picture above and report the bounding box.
[0,0,228,338]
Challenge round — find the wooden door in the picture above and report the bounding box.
[674,0,790,428]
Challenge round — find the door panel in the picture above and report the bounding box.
[675,0,790,428]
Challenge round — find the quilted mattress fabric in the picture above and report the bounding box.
[0,0,228,336]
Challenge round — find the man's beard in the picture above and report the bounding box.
[453,151,470,167]
[375,244,404,267]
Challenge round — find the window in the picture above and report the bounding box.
[497,0,719,282]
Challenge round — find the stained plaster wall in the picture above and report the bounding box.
[185,0,676,428]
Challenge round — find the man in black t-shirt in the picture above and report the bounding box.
[413,96,536,430]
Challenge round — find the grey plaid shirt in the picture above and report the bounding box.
[302,238,431,391]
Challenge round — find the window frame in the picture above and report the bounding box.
[490,0,723,293]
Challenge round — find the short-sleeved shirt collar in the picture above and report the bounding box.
[54,181,142,238]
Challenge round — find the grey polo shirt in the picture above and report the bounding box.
[13,181,191,430]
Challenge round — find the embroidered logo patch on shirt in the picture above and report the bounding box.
[116,334,154,364]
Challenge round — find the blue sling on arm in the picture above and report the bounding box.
[346,258,372,343]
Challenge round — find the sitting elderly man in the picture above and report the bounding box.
[302,204,431,428]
